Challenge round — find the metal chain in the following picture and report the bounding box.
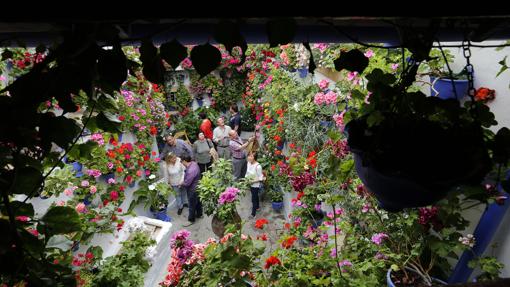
[462,40,476,102]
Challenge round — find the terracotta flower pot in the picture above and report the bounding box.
[211,211,241,238]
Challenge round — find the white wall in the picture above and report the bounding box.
[448,40,510,278]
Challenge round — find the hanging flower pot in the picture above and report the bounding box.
[72,162,83,177]
[430,76,469,100]
[298,67,308,78]
[346,117,491,212]
[211,211,241,238]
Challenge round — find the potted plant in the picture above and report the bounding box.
[129,175,173,222]
[267,182,284,212]
[197,158,249,237]
[421,49,469,100]
[344,49,496,210]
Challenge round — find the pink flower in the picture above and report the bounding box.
[371,233,389,245]
[154,157,161,163]
[318,79,329,90]
[338,259,353,272]
[362,203,370,213]
[375,252,388,260]
[218,187,240,205]
[89,185,97,194]
[391,63,399,71]
[332,111,346,131]
[313,43,329,52]
[107,178,116,184]
[313,92,325,105]
[324,91,338,104]
[145,170,151,176]
[364,91,372,104]
[90,133,104,145]
[86,169,101,178]
[81,180,89,187]
[364,49,374,58]
[330,248,337,258]
[56,201,65,206]
[15,216,30,222]
[107,162,114,170]
[347,71,358,81]
[27,228,39,237]
[64,188,73,196]
[75,203,87,213]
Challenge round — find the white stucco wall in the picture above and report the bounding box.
[447,40,510,278]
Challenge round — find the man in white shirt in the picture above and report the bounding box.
[213,117,232,160]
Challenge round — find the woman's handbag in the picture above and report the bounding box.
[207,139,219,162]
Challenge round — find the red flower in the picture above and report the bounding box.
[85,252,94,260]
[110,191,119,201]
[308,151,316,158]
[109,138,118,147]
[297,192,304,200]
[117,208,123,212]
[289,143,296,149]
[257,233,268,241]
[264,256,281,269]
[126,175,133,183]
[118,115,125,121]
[151,151,157,156]
[284,223,291,230]
[273,135,281,142]
[116,167,123,173]
[255,219,269,229]
[150,126,158,136]
[119,185,125,191]
[475,87,496,102]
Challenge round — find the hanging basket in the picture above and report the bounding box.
[211,211,242,238]
[346,117,491,211]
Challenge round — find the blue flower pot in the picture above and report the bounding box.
[298,68,308,78]
[272,201,284,212]
[72,162,83,177]
[196,98,204,107]
[320,121,333,128]
[387,268,447,287]
[152,209,171,222]
[118,133,123,142]
[39,195,50,200]
[102,173,115,183]
[83,195,92,206]
[430,77,469,100]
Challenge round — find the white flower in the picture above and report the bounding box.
[149,174,156,180]
[148,184,156,191]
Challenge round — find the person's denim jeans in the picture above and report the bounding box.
[250,187,260,216]
[173,185,188,209]
[186,188,203,222]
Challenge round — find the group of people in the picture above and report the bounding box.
[160,105,265,226]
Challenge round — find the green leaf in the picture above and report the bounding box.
[142,55,165,84]
[493,127,510,164]
[96,112,121,133]
[46,235,73,251]
[190,43,222,77]
[496,66,508,78]
[12,166,43,195]
[334,49,369,73]
[160,39,188,69]
[41,206,82,236]
[140,39,158,64]
[1,49,13,60]
[97,46,127,93]
[266,18,296,48]
[213,21,246,54]
[40,115,81,149]
[87,245,103,259]
[366,111,384,127]
[9,201,35,217]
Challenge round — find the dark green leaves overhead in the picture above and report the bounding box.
[303,42,316,74]
[493,127,510,164]
[11,166,43,195]
[97,46,127,93]
[190,43,222,78]
[140,39,164,84]
[1,49,13,60]
[95,112,121,134]
[40,206,82,237]
[213,20,247,63]
[334,49,369,74]
[160,39,188,69]
[39,115,81,149]
[266,18,296,48]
